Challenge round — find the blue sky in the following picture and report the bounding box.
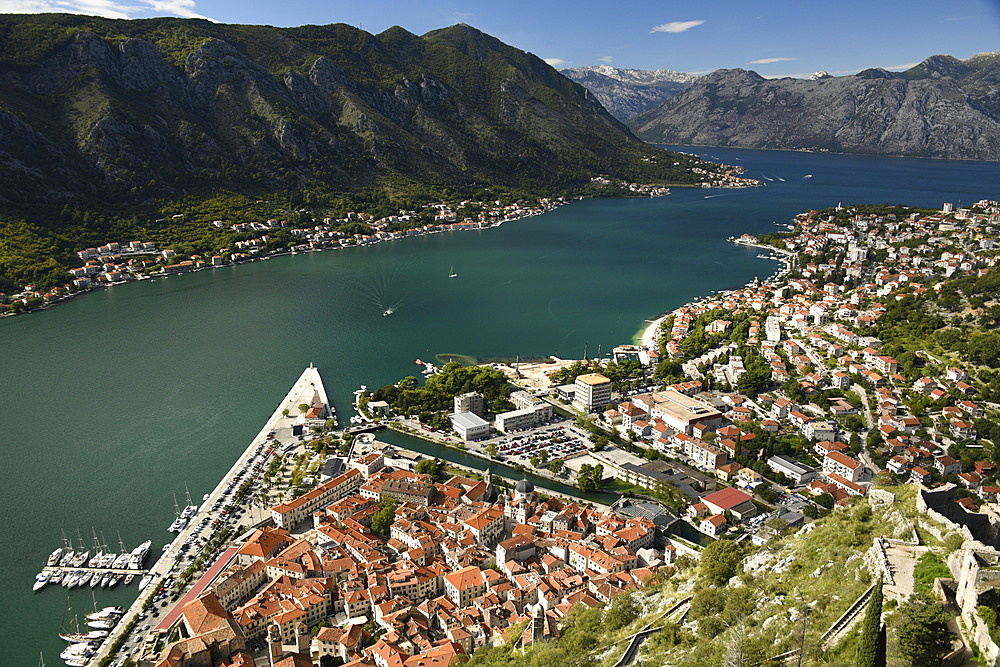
[3,0,1000,77]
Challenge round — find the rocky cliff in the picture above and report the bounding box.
[0,15,704,208]
[627,54,1000,160]
[560,64,696,121]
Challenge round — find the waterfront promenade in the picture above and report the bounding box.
[91,365,330,664]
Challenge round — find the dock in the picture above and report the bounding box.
[89,365,332,664]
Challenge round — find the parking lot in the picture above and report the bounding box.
[466,419,592,469]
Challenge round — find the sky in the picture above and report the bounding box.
[3,0,1000,77]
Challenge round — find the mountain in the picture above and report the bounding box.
[0,15,710,211]
[627,53,1000,160]
[560,65,697,121]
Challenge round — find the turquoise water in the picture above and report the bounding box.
[2,146,998,663]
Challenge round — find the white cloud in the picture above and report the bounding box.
[599,55,614,64]
[748,57,797,65]
[543,57,566,66]
[650,20,704,34]
[0,0,217,21]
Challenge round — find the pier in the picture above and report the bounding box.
[89,365,332,665]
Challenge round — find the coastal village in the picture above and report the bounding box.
[80,196,1000,666]
[0,159,756,317]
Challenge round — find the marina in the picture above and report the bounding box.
[86,365,333,665]
[34,539,151,594]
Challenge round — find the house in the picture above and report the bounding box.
[699,514,728,537]
[700,488,757,521]
[909,466,933,486]
[934,456,961,477]
[886,456,911,474]
[951,421,976,441]
[823,451,863,483]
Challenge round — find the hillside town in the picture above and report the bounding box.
[558,200,1000,529]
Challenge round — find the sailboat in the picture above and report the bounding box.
[168,493,186,532]
[448,265,458,278]
[181,482,199,519]
[58,597,102,643]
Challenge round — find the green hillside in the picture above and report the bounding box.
[0,14,724,292]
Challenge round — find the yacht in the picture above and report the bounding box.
[86,617,115,630]
[124,574,135,585]
[49,570,63,586]
[382,307,394,316]
[59,643,93,663]
[85,607,122,622]
[448,265,458,278]
[128,540,152,569]
[47,547,64,567]
[33,572,49,591]
[138,573,154,590]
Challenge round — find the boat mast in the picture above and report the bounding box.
[184,481,194,506]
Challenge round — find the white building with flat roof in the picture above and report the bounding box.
[573,373,612,414]
[450,411,491,441]
[767,455,816,485]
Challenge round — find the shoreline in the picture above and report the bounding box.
[635,236,794,350]
[3,177,762,321]
[656,142,999,164]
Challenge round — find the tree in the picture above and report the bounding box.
[414,458,445,482]
[895,595,952,666]
[298,403,309,414]
[486,443,498,457]
[548,460,564,475]
[604,593,639,631]
[370,497,398,536]
[699,538,744,587]
[854,579,885,667]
